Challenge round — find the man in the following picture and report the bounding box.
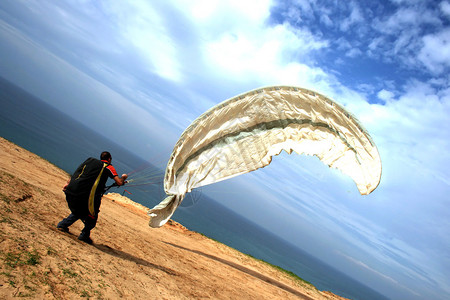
[57,151,128,244]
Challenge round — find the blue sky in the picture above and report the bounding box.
[0,1,449,299]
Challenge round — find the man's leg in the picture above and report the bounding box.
[57,213,79,232]
[78,215,97,244]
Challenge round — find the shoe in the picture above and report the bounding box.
[57,226,70,233]
[78,235,93,244]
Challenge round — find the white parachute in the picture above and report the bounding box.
[148,86,382,227]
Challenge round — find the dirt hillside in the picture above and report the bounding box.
[0,137,347,299]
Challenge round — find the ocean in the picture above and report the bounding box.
[0,77,388,300]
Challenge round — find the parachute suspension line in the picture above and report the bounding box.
[128,165,162,178]
[125,164,164,188]
[201,188,243,197]
[179,188,203,209]
[128,147,173,177]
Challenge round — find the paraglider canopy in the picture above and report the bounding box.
[148,86,382,227]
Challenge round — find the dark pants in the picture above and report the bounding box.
[58,213,98,238]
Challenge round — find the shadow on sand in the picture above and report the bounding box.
[164,242,314,300]
[94,243,178,276]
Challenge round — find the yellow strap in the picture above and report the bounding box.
[88,163,107,216]
[76,165,86,180]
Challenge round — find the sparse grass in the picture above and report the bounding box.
[25,284,37,292]
[68,277,103,299]
[1,271,15,286]
[4,252,22,268]
[25,250,40,265]
[0,171,34,202]
[4,249,40,268]
[0,192,11,204]
[17,291,34,297]
[0,215,13,224]
[97,278,109,289]
[0,270,13,277]
[8,279,16,287]
[271,264,313,286]
[47,246,57,256]
[198,231,313,287]
[62,268,78,278]
[13,237,29,247]
[245,253,313,286]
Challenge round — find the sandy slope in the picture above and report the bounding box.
[0,137,347,299]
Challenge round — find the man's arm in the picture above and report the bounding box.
[113,174,128,186]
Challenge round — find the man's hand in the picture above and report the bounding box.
[62,179,70,192]
[114,174,128,186]
[122,174,128,185]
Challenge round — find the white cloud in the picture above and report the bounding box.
[369,5,444,73]
[320,14,333,27]
[383,8,419,31]
[96,0,338,113]
[363,80,450,188]
[367,36,384,57]
[291,0,313,15]
[418,29,450,74]
[356,83,376,95]
[105,1,182,82]
[377,89,395,102]
[336,37,352,51]
[198,7,330,87]
[182,0,271,24]
[339,2,364,31]
[440,1,450,17]
[204,24,328,86]
[346,47,362,58]
[339,252,400,284]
